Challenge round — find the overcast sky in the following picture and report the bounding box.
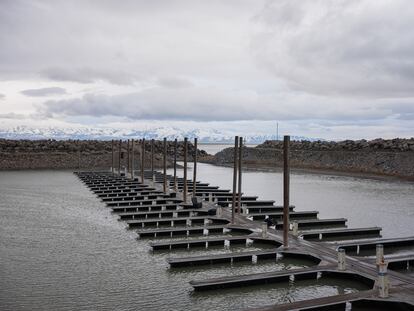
[1,0,413,140]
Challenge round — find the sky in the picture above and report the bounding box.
[0,0,413,140]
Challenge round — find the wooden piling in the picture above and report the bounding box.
[283,135,290,248]
[163,138,167,193]
[238,137,243,214]
[183,138,188,203]
[174,138,178,191]
[111,139,114,173]
[141,139,145,183]
[232,136,239,224]
[131,139,134,179]
[118,139,122,176]
[193,138,198,198]
[78,140,81,170]
[151,139,155,181]
[127,139,130,176]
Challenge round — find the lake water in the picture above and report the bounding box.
[1,161,413,310]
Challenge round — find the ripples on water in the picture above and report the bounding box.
[1,167,412,310]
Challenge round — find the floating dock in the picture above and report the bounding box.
[75,169,414,310]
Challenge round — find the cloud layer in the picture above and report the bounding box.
[21,87,66,97]
[0,0,413,139]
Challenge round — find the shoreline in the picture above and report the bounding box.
[202,161,414,183]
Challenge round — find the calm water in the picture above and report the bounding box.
[1,164,413,310]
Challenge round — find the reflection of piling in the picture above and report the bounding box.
[111,139,114,173]
[141,139,145,183]
[118,139,122,176]
[173,139,178,191]
[192,138,198,198]
[183,138,188,203]
[232,136,239,224]
[283,135,290,247]
[237,137,243,214]
[131,139,134,179]
[163,138,167,193]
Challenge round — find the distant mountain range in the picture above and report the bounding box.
[0,125,321,143]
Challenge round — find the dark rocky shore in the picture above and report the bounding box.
[0,139,207,170]
[209,138,414,180]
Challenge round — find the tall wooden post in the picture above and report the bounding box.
[151,139,154,181]
[141,138,145,183]
[192,138,198,197]
[238,136,243,214]
[162,138,167,193]
[78,140,81,170]
[118,139,122,176]
[231,136,239,224]
[111,139,114,173]
[183,137,188,203]
[126,139,130,176]
[131,139,134,179]
[174,138,178,191]
[283,135,290,248]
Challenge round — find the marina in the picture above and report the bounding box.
[68,137,414,310]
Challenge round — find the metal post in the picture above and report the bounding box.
[192,138,198,198]
[376,244,384,266]
[378,261,389,298]
[131,139,134,179]
[237,137,243,214]
[183,137,188,203]
[163,138,167,193]
[126,139,130,176]
[151,139,154,182]
[118,139,122,176]
[231,136,239,224]
[174,138,178,191]
[283,135,290,247]
[111,139,114,173]
[141,138,145,183]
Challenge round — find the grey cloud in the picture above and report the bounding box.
[40,87,398,122]
[0,93,5,100]
[41,67,138,85]
[0,112,28,119]
[252,0,414,98]
[156,77,194,89]
[21,87,66,97]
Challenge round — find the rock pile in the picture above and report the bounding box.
[258,138,414,152]
[0,139,208,170]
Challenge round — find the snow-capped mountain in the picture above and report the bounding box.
[0,120,321,143]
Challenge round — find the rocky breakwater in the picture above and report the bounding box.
[0,139,208,170]
[211,138,414,180]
